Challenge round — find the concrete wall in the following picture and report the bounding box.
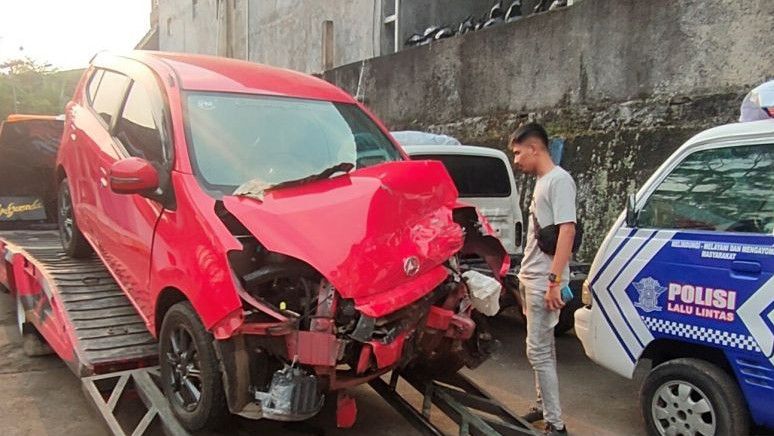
[159,0,247,58]
[325,0,774,260]
[246,0,378,73]
[159,0,497,73]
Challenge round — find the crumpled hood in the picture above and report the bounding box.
[223,160,464,317]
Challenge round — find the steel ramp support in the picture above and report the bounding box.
[370,371,539,436]
[81,366,190,436]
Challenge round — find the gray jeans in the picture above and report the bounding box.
[522,285,564,428]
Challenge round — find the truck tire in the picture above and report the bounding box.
[641,358,749,436]
[57,179,93,258]
[159,302,229,430]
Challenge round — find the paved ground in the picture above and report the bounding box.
[0,291,649,436]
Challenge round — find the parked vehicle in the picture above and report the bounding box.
[56,51,508,430]
[0,114,64,228]
[397,137,588,334]
[401,143,523,255]
[575,119,774,435]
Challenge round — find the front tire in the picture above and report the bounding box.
[57,178,92,258]
[641,358,749,436]
[159,302,229,430]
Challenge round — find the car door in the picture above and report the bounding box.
[592,141,774,374]
[95,73,170,321]
[75,69,131,245]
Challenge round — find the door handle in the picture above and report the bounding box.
[99,167,108,188]
[731,261,761,277]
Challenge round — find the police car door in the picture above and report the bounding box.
[626,142,774,404]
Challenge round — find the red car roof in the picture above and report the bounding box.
[127,51,356,103]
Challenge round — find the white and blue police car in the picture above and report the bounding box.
[575,119,774,435]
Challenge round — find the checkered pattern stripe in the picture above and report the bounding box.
[642,317,761,352]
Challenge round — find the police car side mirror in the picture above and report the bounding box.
[625,193,639,228]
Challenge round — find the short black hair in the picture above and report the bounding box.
[510,122,549,148]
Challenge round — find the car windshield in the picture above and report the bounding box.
[412,154,511,197]
[184,92,403,195]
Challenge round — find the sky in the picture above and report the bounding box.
[0,1,152,71]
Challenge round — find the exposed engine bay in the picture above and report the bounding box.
[211,169,508,422]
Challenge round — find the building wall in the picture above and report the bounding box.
[246,0,378,73]
[158,0,246,58]
[324,0,774,260]
[158,0,489,73]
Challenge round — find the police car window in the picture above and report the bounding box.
[639,144,774,234]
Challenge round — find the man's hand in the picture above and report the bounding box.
[545,284,565,311]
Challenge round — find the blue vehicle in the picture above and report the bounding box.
[575,120,774,435]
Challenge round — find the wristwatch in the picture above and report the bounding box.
[548,273,562,285]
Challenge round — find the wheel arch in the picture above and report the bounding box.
[638,338,734,377]
[154,287,190,337]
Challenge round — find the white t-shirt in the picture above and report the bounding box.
[518,166,577,291]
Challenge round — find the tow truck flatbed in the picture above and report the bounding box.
[0,229,157,376]
[1,229,539,436]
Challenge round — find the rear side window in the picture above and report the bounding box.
[115,82,164,164]
[639,144,774,234]
[413,154,511,197]
[91,70,130,127]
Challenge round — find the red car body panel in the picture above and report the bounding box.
[223,160,464,318]
[146,171,244,333]
[150,52,354,103]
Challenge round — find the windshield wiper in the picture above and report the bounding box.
[233,162,355,201]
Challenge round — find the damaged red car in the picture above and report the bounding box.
[56,51,508,430]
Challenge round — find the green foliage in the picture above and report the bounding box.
[0,57,84,120]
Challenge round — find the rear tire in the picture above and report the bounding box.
[159,302,229,430]
[641,358,749,436]
[57,178,92,258]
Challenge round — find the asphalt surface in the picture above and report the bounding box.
[0,290,650,436]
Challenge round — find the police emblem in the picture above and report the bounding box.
[632,277,666,313]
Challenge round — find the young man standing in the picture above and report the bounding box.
[510,123,576,436]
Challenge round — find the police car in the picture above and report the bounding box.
[575,119,774,435]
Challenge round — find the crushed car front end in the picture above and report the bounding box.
[210,160,507,421]
[176,90,508,422]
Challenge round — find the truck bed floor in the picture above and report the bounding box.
[1,230,157,373]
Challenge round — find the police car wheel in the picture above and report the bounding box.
[641,358,749,436]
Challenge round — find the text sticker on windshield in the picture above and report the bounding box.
[197,99,215,111]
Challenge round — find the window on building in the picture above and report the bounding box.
[192,0,198,18]
[115,82,164,165]
[638,144,774,234]
[91,70,130,127]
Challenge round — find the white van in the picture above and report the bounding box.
[575,120,774,435]
[401,144,524,255]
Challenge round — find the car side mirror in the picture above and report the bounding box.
[625,193,639,228]
[109,157,160,195]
